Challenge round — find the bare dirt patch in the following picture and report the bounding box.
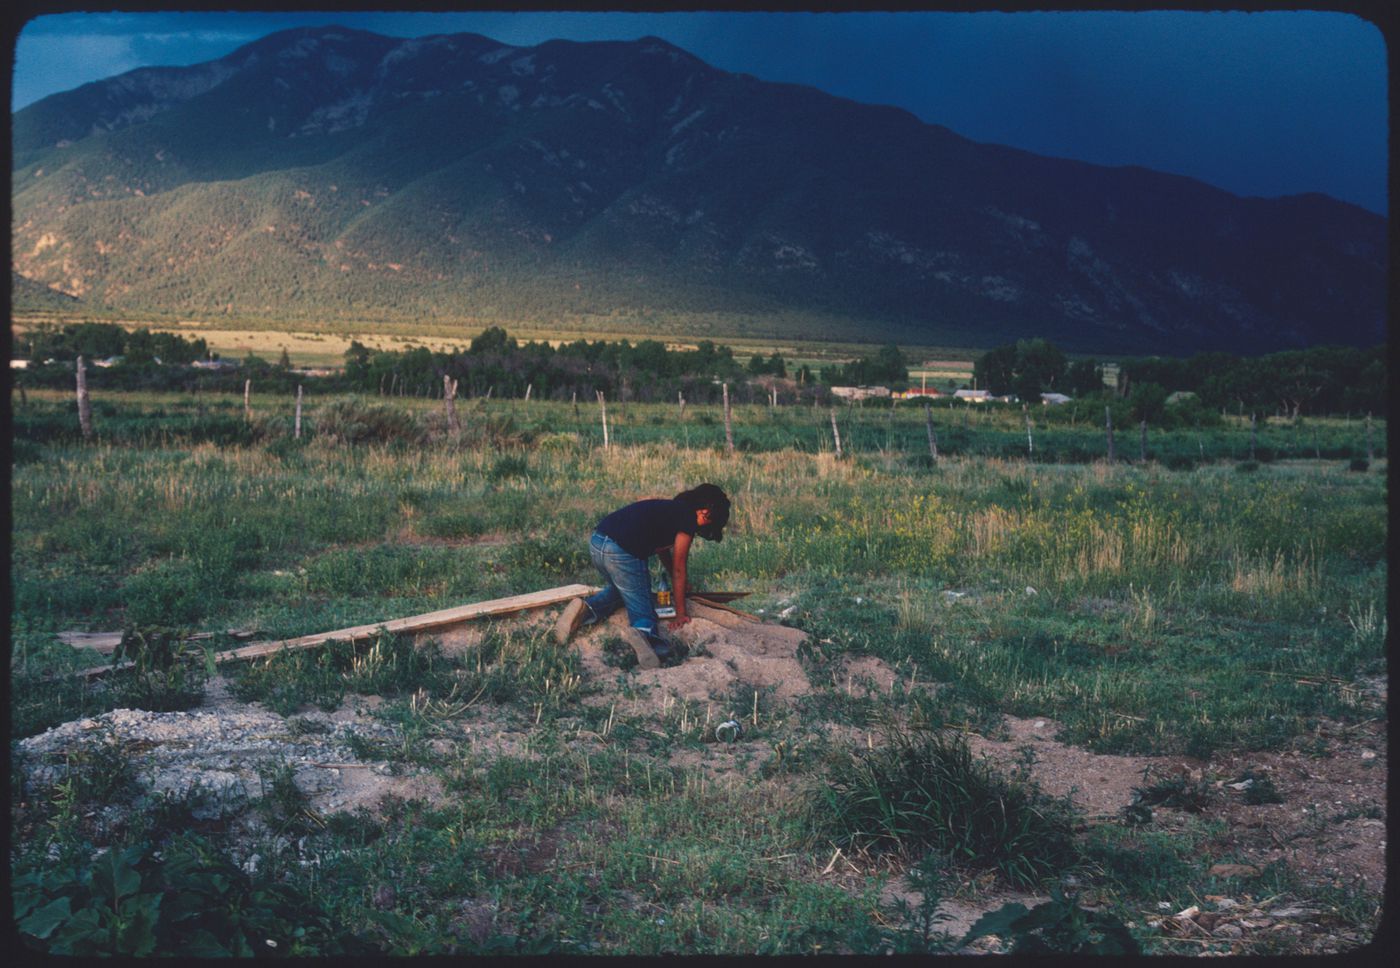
[569,601,813,714]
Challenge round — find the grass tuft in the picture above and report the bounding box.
[807,722,1078,887]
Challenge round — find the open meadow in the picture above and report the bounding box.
[10,387,1387,955]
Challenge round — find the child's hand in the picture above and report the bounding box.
[668,615,691,630]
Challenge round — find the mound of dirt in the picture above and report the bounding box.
[571,600,814,708]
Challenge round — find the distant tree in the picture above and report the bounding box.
[344,340,372,381]
[1128,382,1169,423]
[972,339,1069,399]
[974,344,1019,395]
[124,328,156,365]
[470,326,515,355]
[278,347,292,369]
[1064,359,1104,397]
[1010,339,1067,401]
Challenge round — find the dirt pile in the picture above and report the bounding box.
[572,600,814,708]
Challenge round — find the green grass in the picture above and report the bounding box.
[10,388,1387,955]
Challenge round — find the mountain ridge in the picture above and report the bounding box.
[11,25,1386,355]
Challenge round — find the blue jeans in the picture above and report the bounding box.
[583,532,668,650]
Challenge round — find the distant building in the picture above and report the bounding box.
[290,368,337,378]
[1040,392,1072,405]
[10,359,30,370]
[831,386,891,400]
[1166,391,1198,405]
[93,356,124,368]
[953,389,991,402]
[191,359,238,371]
[897,387,943,399]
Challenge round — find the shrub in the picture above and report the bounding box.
[110,626,210,712]
[312,397,420,444]
[14,836,369,956]
[1348,458,1369,473]
[961,883,1140,954]
[807,723,1078,887]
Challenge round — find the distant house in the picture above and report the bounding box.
[897,387,943,400]
[1040,392,1072,405]
[1166,391,1197,405]
[831,386,891,400]
[191,359,238,371]
[953,389,991,403]
[10,359,30,370]
[290,368,336,378]
[93,356,124,368]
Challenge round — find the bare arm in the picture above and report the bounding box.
[668,531,693,627]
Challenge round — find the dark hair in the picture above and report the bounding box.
[675,483,730,541]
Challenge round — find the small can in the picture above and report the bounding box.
[654,588,676,618]
[715,719,743,743]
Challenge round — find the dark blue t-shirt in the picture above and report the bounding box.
[595,499,695,559]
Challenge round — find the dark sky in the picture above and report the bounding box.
[10,8,1389,215]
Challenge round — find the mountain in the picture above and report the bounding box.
[11,26,1387,354]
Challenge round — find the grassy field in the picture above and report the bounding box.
[10,388,1386,955]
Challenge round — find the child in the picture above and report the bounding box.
[555,483,730,668]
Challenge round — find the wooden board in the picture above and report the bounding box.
[73,584,596,680]
[70,585,754,679]
[688,595,763,622]
[60,627,257,655]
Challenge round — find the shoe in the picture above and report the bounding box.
[622,627,661,670]
[555,598,590,645]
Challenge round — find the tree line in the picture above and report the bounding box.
[972,338,1385,419]
[12,322,1384,417]
[13,322,911,404]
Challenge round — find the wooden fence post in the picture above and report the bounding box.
[924,402,938,464]
[75,355,94,440]
[723,382,734,453]
[1366,412,1373,461]
[678,390,686,421]
[294,384,303,439]
[1139,419,1148,463]
[244,379,252,422]
[572,390,579,421]
[1023,403,1033,457]
[829,406,843,459]
[525,383,532,402]
[443,374,459,431]
[1249,413,1257,460]
[1104,406,1115,464]
[596,390,609,450]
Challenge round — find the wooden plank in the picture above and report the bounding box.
[688,595,763,622]
[60,627,258,655]
[218,582,598,664]
[58,632,124,652]
[70,585,757,679]
[74,583,598,680]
